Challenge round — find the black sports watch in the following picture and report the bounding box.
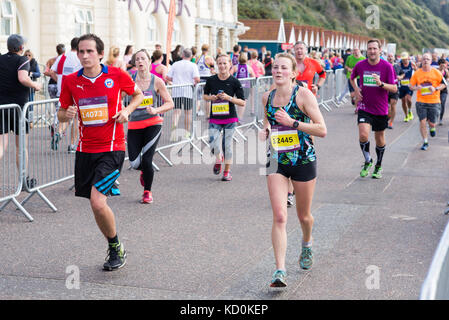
[379,82,385,88]
[293,120,299,129]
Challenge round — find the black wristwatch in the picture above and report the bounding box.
[293,120,299,129]
[379,82,385,88]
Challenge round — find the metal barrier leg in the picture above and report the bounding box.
[20,189,57,212]
[320,103,332,112]
[36,189,57,212]
[199,137,210,148]
[12,197,34,222]
[1,198,34,222]
[157,150,174,166]
[0,199,12,211]
[152,162,160,171]
[234,127,248,142]
[189,139,204,156]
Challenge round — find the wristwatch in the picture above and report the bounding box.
[379,82,385,88]
[293,120,299,129]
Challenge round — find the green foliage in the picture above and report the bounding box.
[238,0,449,53]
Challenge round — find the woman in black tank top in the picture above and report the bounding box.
[259,53,327,287]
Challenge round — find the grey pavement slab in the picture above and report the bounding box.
[0,102,448,300]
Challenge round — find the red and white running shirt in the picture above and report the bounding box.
[59,64,136,153]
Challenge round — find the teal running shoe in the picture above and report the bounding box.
[299,247,314,270]
[270,269,287,288]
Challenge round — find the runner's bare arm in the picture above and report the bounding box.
[259,92,271,141]
[289,88,327,138]
[57,105,77,123]
[150,77,174,115]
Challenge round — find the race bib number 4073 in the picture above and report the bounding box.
[78,96,109,127]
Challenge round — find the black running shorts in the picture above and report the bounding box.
[357,109,388,132]
[74,151,125,199]
[266,160,317,182]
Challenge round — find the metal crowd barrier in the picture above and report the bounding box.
[255,76,274,127]
[316,69,350,112]
[233,77,258,141]
[420,219,449,299]
[334,68,349,106]
[192,81,211,148]
[19,99,77,216]
[154,83,203,166]
[0,104,33,221]
[191,77,264,151]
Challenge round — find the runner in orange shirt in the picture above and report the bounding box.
[294,41,327,96]
[410,52,446,150]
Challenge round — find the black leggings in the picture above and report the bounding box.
[127,125,161,191]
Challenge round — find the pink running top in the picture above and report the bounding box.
[150,63,164,81]
[249,60,263,78]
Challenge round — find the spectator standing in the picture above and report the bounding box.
[0,34,42,188]
[105,46,126,71]
[264,51,274,76]
[248,51,265,78]
[24,49,41,102]
[44,44,65,99]
[166,48,200,140]
[123,45,134,70]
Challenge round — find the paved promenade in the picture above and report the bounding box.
[0,101,448,300]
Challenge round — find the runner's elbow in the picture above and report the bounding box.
[317,125,327,138]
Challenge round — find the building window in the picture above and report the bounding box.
[172,19,180,45]
[215,0,222,11]
[147,15,155,42]
[0,0,14,36]
[200,26,209,47]
[224,29,230,52]
[75,8,93,37]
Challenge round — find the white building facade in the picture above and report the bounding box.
[0,0,245,64]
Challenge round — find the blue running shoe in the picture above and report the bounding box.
[421,142,429,151]
[270,269,287,288]
[299,247,314,270]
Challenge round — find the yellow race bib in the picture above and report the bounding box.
[420,85,433,96]
[270,125,301,153]
[212,101,230,116]
[137,95,153,110]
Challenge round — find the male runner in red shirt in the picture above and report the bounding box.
[58,34,143,271]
